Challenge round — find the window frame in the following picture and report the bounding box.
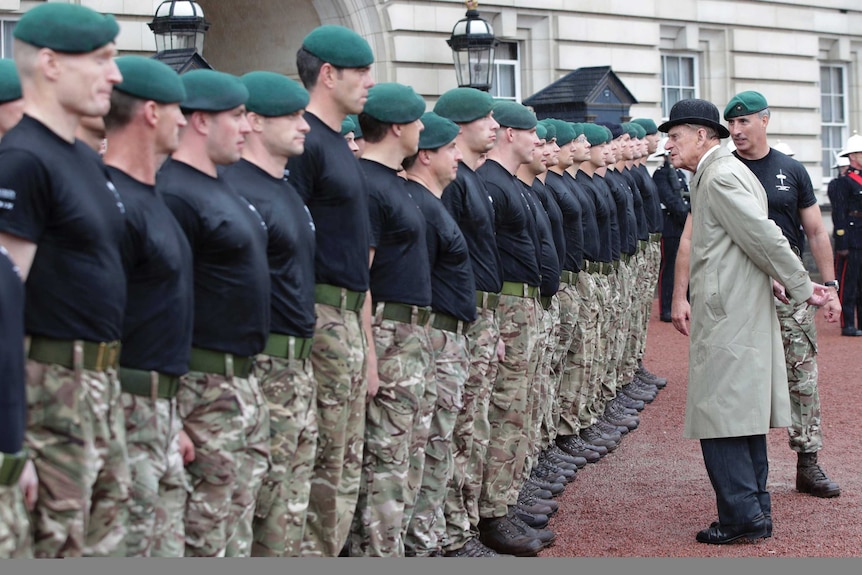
[661,53,699,119]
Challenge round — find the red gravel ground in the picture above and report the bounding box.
[540,298,862,558]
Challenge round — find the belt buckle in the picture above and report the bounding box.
[340,287,347,310]
[225,354,234,378]
[95,342,107,372]
[150,371,159,402]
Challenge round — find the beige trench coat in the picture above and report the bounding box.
[684,146,813,439]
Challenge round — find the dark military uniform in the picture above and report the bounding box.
[828,165,862,333]
[654,157,690,320]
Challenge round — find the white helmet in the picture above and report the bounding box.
[772,141,795,156]
[832,151,850,168]
[839,133,862,156]
[648,137,669,160]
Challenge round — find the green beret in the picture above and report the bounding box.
[544,119,574,144]
[181,70,248,113]
[418,112,459,150]
[241,71,309,117]
[13,3,119,54]
[341,116,356,136]
[535,122,547,141]
[302,25,374,68]
[630,122,647,139]
[363,82,426,124]
[347,114,363,139]
[631,118,658,135]
[724,90,768,120]
[582,123,611,146]
[571,122,585,138]
[433,87,494,123]
[538,120,556,142]
[620,122,639,139]
[114,56,185,104]
[492,101,536,131]
[0,59,21,104]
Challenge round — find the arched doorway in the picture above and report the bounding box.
[196,0,389,81]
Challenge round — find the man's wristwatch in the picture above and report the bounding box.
[825,280,839,292]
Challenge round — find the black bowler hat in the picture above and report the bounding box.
[658,98,730,139]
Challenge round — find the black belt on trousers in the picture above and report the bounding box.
[379,302,432,326]
[188,347,253,378]
[314,283,365,313]
[26,336,121,372]
[262,333,313,361]
[118,367,180,400]
[0,451,27,486]
[475,290,500,311]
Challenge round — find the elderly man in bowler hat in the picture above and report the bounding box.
[662,98,830,544]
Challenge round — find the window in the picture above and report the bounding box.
[1,20,17,58]
[821,64,847,178]
[661,55,697,118]
[491,41,520,102]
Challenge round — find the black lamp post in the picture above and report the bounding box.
[447,1,498,92]
[148,1,212,73]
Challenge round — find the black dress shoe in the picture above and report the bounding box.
[711,514,772,538]
[841,327,862,337]
[696,515,768,544]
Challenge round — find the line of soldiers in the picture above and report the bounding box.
[0,3,671,559]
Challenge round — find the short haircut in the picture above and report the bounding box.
[103,89,143,132]
[297,46,330,90]
[358,112,389,144]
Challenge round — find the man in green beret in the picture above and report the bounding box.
[475,100,552,556]
[628,118,669,391]
[288,25,375,557]
[433,87,510,557]
[347,82,433,557]
[675,90,841,500]
[100,56,191,557]
[341,115,361,157]
[0,2,130,558]
[400,111,477,557]
[157,69,272,558]
[220,71,316,558]
[0,59,23,137]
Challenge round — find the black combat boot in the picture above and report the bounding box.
[796,452,841,498]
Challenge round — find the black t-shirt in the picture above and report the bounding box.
[441,161,503,293]
[286,112,370,293]
[522,180,560,297]
[222,159,316,339]
[0,116,127,341]
[623,167,649,241]
[532,178,567,273]
[577,170,616,262]
[159,158,270,356]
[407,181,477,322]
[605,169,637,255]
[478,159,541,286]
[362,159,432,307]
[634,164,664,233]
[543,171,583,272]
[0,246,25,454]
[565,171,600,262]
[110,167,193,376]
[734,149,817,252]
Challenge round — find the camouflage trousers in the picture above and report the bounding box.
[563,271,598,436]
[301,303,366,557]
[549,283,580,441]
[405,326,469,556]
[442,307,499,552]
[25,358,130,558]
[523,295,560,480]
[349,310,432,557]
[582,273,611,428]
[0,485,32,558]
[251,353,318,557]
[226,373,271,557]
[776,298,822,453]
[621,252,645,383]
[637,240,662,361]
[594,268,624,415]
[121,391,187,557]
[177,369,246,557]
[480,293,539,518]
